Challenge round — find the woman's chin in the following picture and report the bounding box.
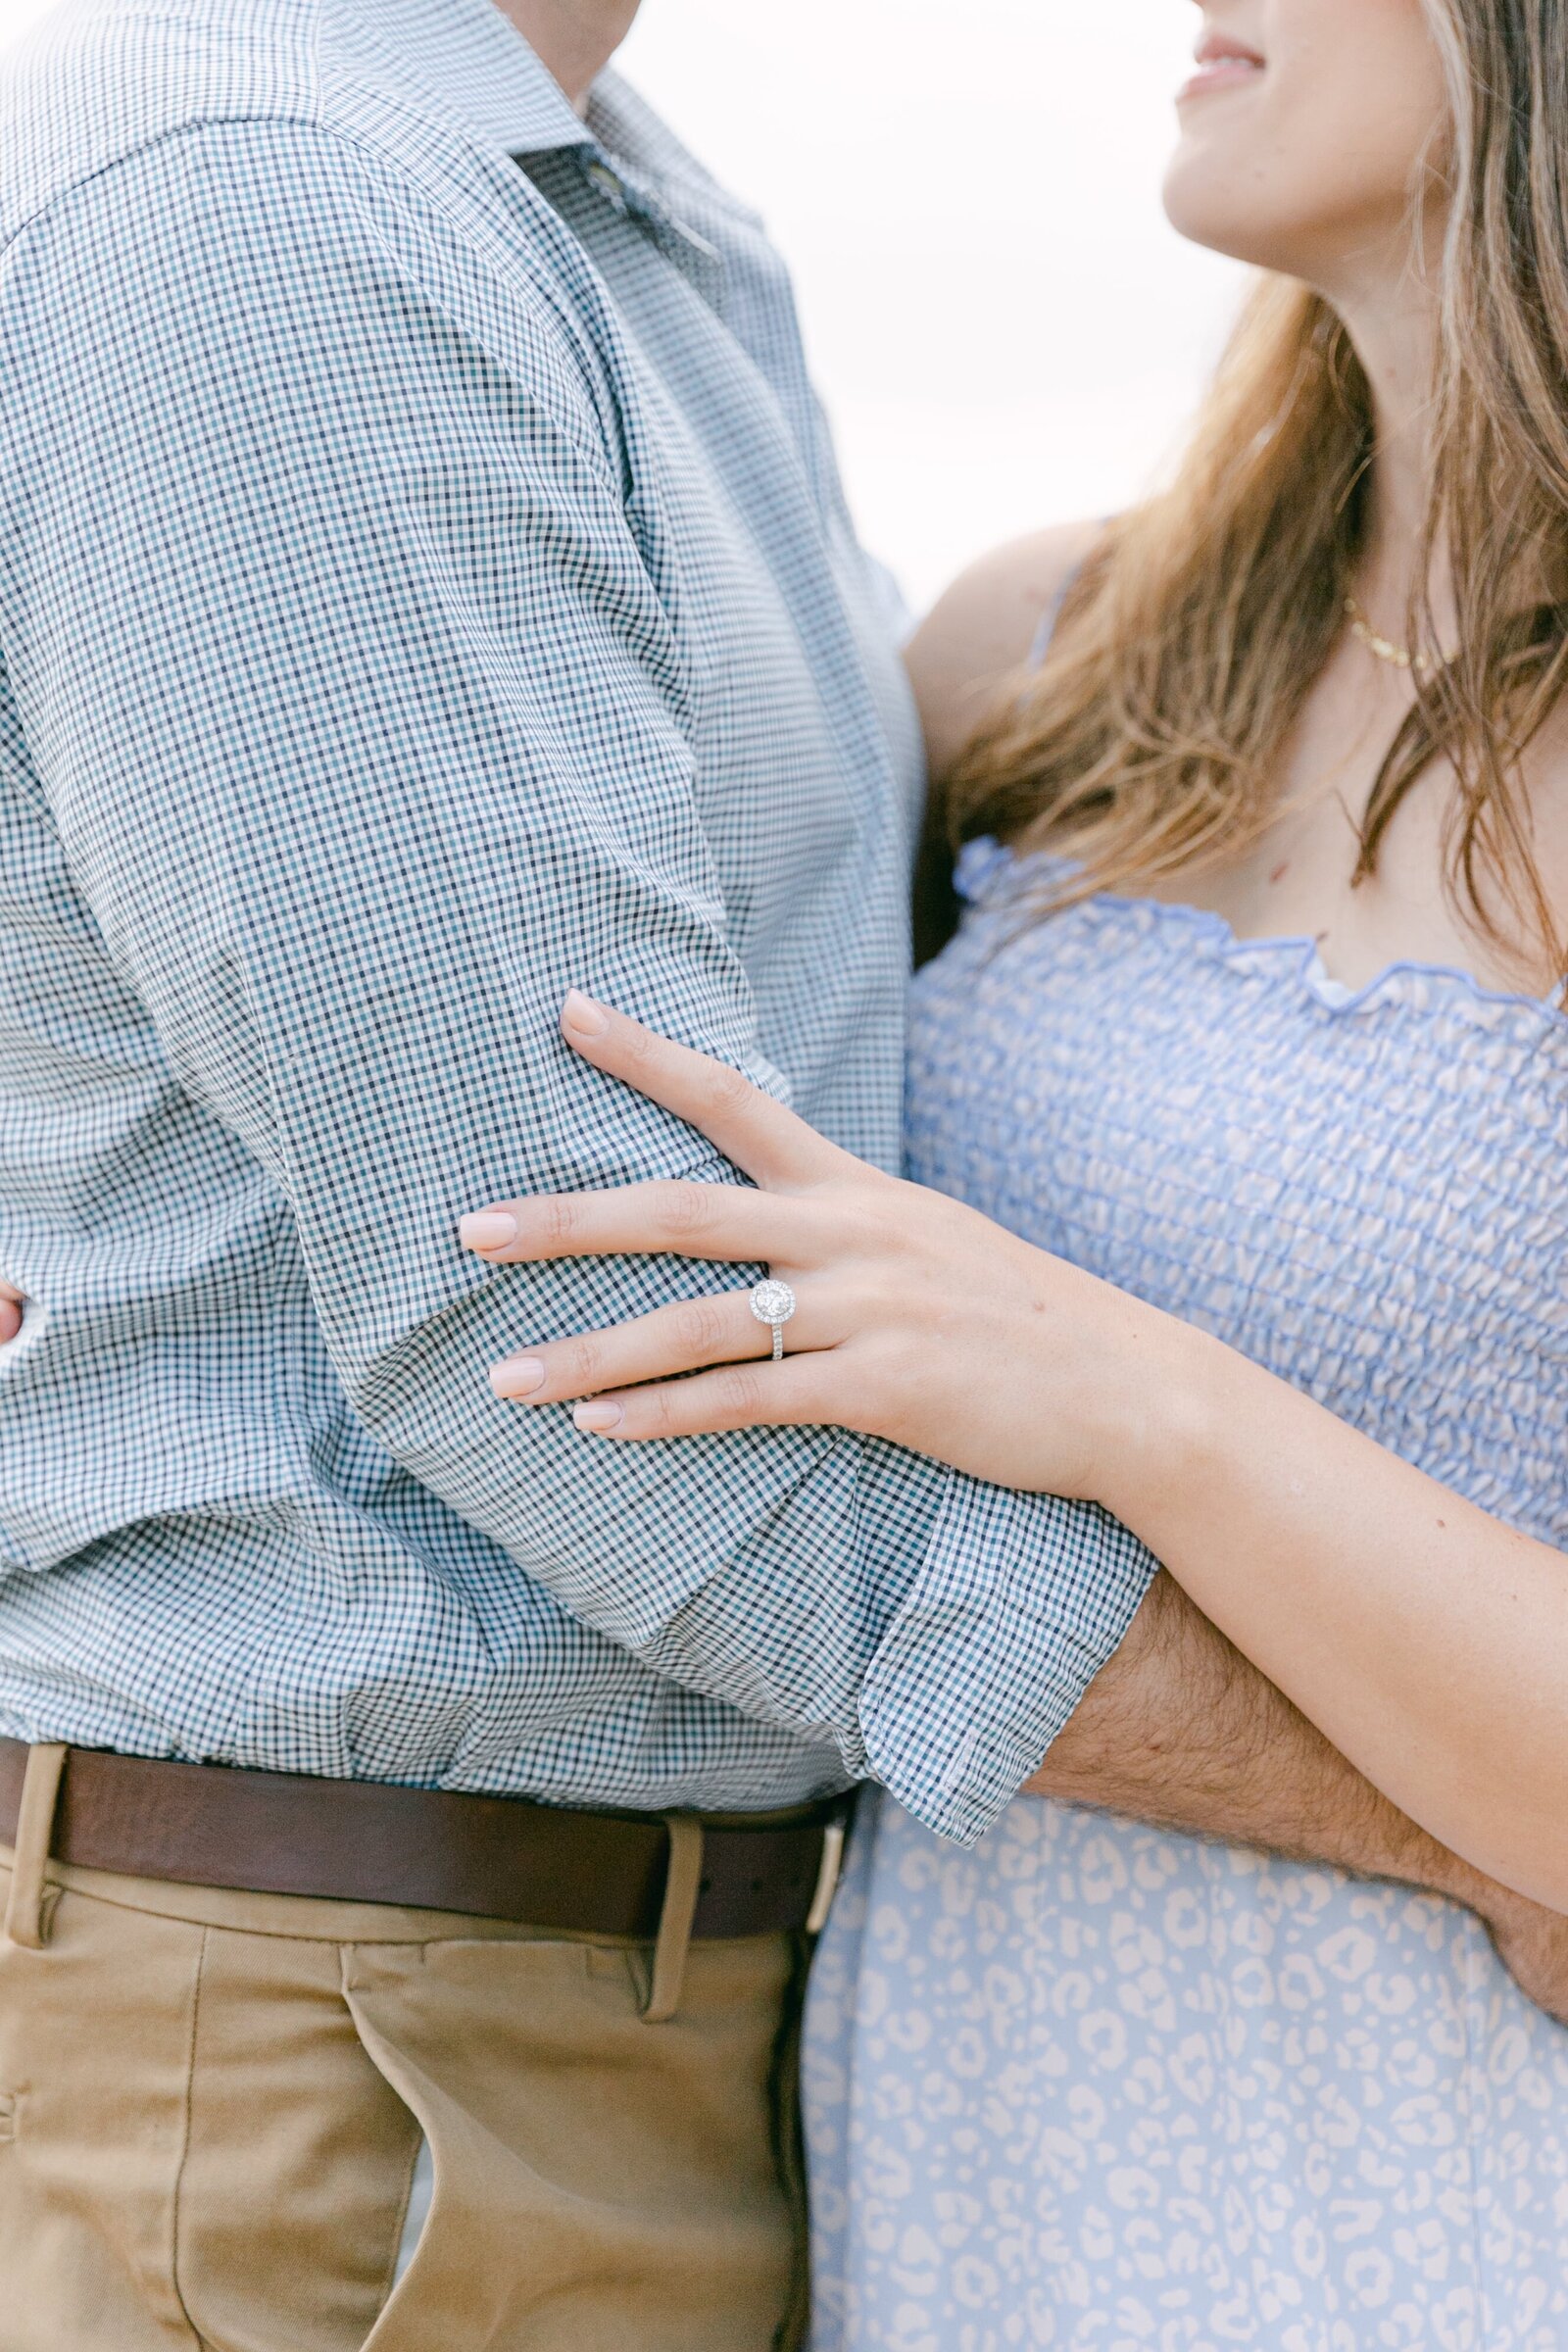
[1160,162,1299,274]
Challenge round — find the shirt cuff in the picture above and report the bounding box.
[857,1476,1157,1844]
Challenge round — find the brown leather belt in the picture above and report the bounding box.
[0,1740,851,1940]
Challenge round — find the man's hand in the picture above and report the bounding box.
[0,1278,24,1345]
[1031,1572,1568,2029]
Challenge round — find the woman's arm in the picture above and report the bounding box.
[905,523,1101,962]
[463,996,1568,1913]
[903,519,1102,777]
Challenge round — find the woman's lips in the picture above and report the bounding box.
[1177,53,1266,105]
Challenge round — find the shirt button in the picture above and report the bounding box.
[586,162,629,216]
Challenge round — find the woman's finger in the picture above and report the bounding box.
[460,1179,820,1267]
[567,1355,842,1443]
[0,1294,23,1346]
[488,1282,831,1405]
[559,993,858,1191]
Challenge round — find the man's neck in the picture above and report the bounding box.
[496,0,642,110]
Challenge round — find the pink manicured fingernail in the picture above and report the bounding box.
[491,1358,546,1399]
[574,1401,623,1434]
[562,990,611,1039]
[460,1212,517,1250]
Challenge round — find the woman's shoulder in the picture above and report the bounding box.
[905,518,1105,778]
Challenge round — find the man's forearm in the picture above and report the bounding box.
[1029,1570,1568,2026]
[1029,1571,1490,1904]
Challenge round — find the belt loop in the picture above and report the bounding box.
[3,1743,68,1950]
[642,1815,704,2024]
[805,1812,849,1936]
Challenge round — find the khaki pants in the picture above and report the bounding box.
[0,1837,810,2351]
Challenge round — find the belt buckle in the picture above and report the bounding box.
[805,1815,848,1936]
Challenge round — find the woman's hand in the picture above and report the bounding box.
[459,992,1186,1498]
[457,995,1568,1909]
[0,1278,24,1346]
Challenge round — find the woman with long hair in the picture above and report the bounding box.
[463,0,1568,2336]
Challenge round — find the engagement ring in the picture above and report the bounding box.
[749,1277,797,1361]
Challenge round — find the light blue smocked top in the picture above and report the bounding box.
[907,839,1568,1544]
[803,838,1568,2348]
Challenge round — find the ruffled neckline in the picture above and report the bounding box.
[954,836,1568,1041]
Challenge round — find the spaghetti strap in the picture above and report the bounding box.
[1026,521,1108,667]
[1026,593,1067,669]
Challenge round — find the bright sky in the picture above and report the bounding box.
[0,0,1248,609]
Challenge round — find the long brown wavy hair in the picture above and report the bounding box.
[942,0,1568,977]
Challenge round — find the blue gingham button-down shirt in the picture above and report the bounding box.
[0,0,1155,1842]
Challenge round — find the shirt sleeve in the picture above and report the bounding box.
[0,121,1155,1842]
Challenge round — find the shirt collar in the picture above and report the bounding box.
[344,0,593,159]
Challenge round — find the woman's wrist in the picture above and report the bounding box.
[1085,1295,1237,1535]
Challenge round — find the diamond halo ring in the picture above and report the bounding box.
[749,1277,798,1362]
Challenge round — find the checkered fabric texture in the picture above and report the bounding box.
[0,0,1154,1842]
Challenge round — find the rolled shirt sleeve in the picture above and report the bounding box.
[0,122,1154,1842]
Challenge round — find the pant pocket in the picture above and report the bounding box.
[346,1945,596,2352]
[345,1932,803,2352]
[0,1873,208,2352]
[390,2137,434,2293]
[171,1923,419,2352]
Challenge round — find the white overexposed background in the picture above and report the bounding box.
[0,0,1248,610]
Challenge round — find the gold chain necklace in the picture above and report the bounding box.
[1344,593,1432,675]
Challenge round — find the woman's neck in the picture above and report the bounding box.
[1331,266,1448,639]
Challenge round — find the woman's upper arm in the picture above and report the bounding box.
[904,518,1104,779]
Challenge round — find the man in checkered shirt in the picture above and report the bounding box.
[0,0,1170,2340]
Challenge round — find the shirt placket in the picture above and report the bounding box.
[577,154,730,321]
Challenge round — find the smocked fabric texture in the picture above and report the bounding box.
[0,0,1155,1838]
[805,840,1568,2347]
